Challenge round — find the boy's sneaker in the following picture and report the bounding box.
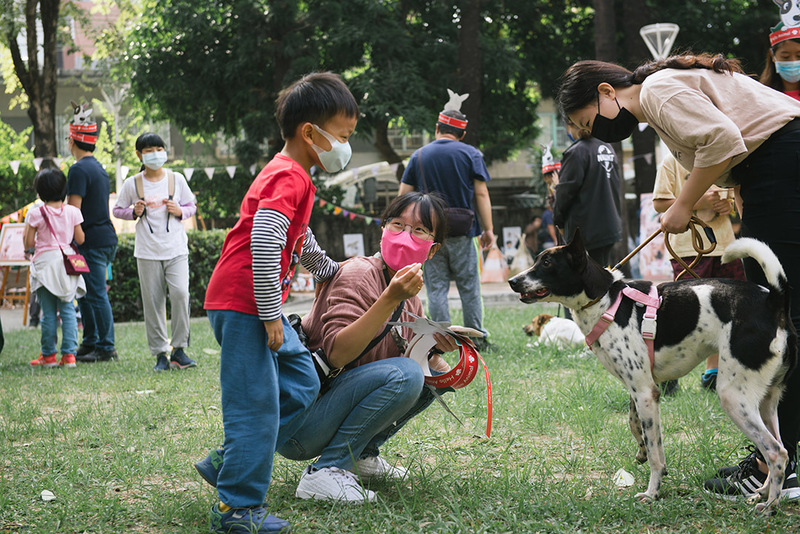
[59,353,77,368]
[295,466,376,503]
[209,504,291,534]
[30,353,58,368]
[194,448,224,487]
[153,353,170,372]
[700,369,717,391]
[170,347,197,369]
[704,453,800,501]
[353,456,408,482]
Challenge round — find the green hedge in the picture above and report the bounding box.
[108,229,228,323]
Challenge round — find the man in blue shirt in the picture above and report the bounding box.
[66,109,119,362]
[399,96,495,340]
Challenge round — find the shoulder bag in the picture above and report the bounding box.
[39,206,90,275]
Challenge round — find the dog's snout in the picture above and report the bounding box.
[509,274,523,292]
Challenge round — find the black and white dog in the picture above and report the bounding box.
[508,230,796,512]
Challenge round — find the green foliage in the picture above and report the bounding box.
[0,119,35,216]
[108,229,227,322]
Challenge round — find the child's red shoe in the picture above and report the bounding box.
[59,354,77,368]
[30,353,58,368]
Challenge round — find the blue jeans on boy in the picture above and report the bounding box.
[77,245,116,351]
[37,287,78,356]
[277,357,439,470]
[208,310,319,508]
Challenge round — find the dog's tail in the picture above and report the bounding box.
[722,238,787,293]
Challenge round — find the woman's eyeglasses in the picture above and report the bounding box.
[384,219,435,241]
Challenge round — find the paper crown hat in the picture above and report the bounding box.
[438,89,469,130]
[68,100,98,145]
[541,141,561,174]
[769,3,800,47]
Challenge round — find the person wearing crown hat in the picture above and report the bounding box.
[398,90,495,343]
[761,13,800,101]
[65,101,120,363]
[551,122,622,268]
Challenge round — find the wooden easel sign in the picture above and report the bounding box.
[0,224,28,266]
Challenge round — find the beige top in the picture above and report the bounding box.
[640,69,800,186]
[653,154,736,258]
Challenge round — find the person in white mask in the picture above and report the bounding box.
[760,17,800,102]
[112,132,198,372]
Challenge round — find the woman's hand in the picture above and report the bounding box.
[660,201,692,234]
[264,318,284,352]
[433,332,458,353]
[386,263,424,302]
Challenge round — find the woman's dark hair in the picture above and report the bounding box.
[380,192,448,244]
[759,39,800,91]
[558,53,744,118]
[34,167,68,202]
[275,72,359,140]
[135,132,166,152]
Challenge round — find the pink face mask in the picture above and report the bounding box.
[381,227,434,271]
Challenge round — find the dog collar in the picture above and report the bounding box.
[585,285,660,372]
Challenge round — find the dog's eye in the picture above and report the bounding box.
[542,257,551,267]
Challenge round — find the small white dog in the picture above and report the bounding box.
[524,313,585,349]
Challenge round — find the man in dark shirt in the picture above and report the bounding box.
[66,110,119,362]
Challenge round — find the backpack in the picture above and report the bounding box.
[134,170,176,233]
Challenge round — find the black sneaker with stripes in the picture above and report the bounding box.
[704,452,800,501]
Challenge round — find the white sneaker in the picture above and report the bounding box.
[295,466,376,503]
[354,456,408,482]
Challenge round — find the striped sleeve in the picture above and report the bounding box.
[301,228,339,282]
[252,208,289,322]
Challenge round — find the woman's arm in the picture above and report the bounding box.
[327,263,424,368]
[23,223,35,250]
[660,159,731,232]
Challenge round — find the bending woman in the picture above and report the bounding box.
[195,192,458,503]
[558,53,800,501]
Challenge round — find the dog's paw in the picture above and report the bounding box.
[634,491,655,503]
[635,450,647,464]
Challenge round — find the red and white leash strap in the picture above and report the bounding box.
[394,314,493,437]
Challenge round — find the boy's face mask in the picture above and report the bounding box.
[142,150,168,170]
[311,124,352,173]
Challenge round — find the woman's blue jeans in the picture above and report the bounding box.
[277,357,440,471]
[208,310,319,508]
[76,245,116,351]
[37,287,78,356]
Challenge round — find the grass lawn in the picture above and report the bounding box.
[1,303,797,533]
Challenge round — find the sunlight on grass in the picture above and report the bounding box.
[1,307,798,532]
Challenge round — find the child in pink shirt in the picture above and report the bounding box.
[24,167,86,368]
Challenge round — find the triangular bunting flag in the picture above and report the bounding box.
[9,161,20,175]
[226,165,236,179]
[120,165,130,182]
[204,167,215,180]
[333,207,342,215]
[365,216,373,225]
[349,213,357,220]
[249,164,257,176]
[319,199,328,207]
[33,157,44,171]
[184,168,194,180]
[342,210,350,217]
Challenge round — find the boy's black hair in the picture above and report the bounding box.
[34,167,68,202]
[275,72,359,140]
[380,192,448,244]
[135,132,166,152]
[73,139,96,152]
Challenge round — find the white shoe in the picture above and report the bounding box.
[295,466,376,503]
[354,456,408,482]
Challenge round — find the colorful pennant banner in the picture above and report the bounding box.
[314,195,380,226]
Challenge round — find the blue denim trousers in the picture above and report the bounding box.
[424,236,486,336]
[277,357,441,471]
[208,310,319,508]
[76,245,116,351]
[37,287,78,356]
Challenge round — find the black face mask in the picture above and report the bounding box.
[591,93,639,143]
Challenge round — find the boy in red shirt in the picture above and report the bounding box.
[203,72,358,534]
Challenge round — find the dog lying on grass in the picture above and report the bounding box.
[523,313,584,349]
[508,230,796,513]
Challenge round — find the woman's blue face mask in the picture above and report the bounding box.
[776,60,800,83]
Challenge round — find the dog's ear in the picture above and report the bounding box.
[565,228,588,273]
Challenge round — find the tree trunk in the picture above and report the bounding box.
[6,0,60,158]
[372,120,404,182]
[457,0,482,148]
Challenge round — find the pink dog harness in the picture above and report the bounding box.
[585,285,660,371]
